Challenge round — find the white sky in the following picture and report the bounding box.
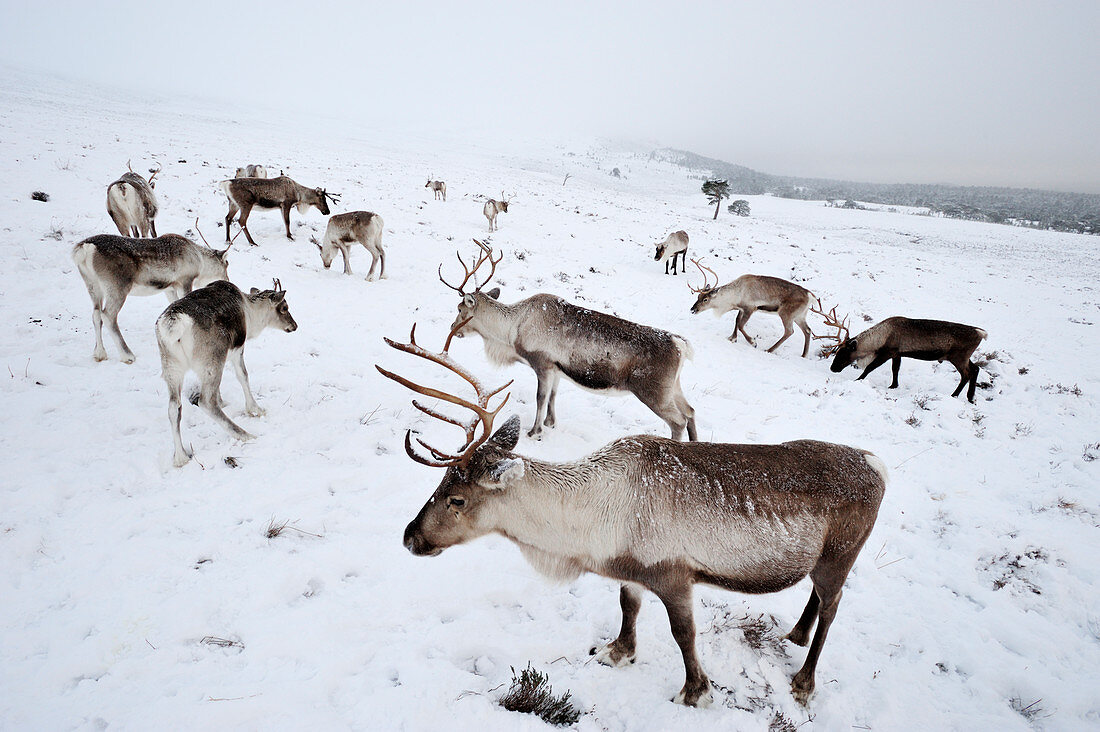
[4,0,1099,192]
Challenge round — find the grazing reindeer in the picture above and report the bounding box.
[220,175,337,245]
[425,179,446,201]
[106,160,161,238]
[71,227,231,363]
[482,191,513,232]
[443,241,697,440]
[311,211,386,280]
[377,327,887,707]
[235,164,268,178]
[830,316,988,403]
[654,231,689,275]
[156,279,298,467]
[689,259,814,357]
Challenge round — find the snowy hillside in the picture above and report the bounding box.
[1,69,1098,731]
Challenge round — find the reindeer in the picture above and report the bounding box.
[442,241,697,440]
[482,191,513,232]
[376,325,887,707]
[654,231,689,275]
[311,211,386,280]
[830,316,988,403]
[235,165,268,178]
[156,279,297,467]
[425,179,446,201]
[220,175,337,245]
[71,225,231,363]
[688,259,815,357]
[106,160,161,238]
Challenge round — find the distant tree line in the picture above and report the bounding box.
[663,149,1100,236]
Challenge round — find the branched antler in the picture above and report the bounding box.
[688,257,719,294]
[148,162,162,187]
[438,239,501,295]
[376,320,512,469]
[194,217,241,253]
[810,298,850,353]
[322,189,341,205]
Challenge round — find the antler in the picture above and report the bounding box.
[272,278,283,293]
[438,239,501,295]
[688,257,719,294]
[376,320,513,469]
[148,161,162,187]
[126,159,134,174]
[810,298,850,353]
[322,190,341,205]
[193,217,241,252]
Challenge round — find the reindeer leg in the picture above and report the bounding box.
[109,210,129,237]
[543,371,561,428]
[737,309,757,346]
[198,353,254,440]
[966,361,980,403]
[238,204,258,246]
[889,356,902,388]
[365,245,379,282]
[103,292,135,364]
[224,202,239,242]
[228,348,264,417]
[162,357,191,467]
[83,280,108,362]
[856,353,891,381]
[767,318,796,353]
[784,588,820,647]
[528,366,554,439]
[150,220,157,238]
[282,203,294,240]
[653,582,712,707]
[340,244,353,275]
[377,246,386,280]
[593,584,642,667]
[799,319,812,358]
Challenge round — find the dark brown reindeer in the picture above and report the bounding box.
[830,316,988,403]
[106,160,161,238]
[376,325,887,707]
[443,240,697,440]
[689,259,815,357]
[220,175,337,245]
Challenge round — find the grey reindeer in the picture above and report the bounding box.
[220,175,337,245]
[106,160,160,238]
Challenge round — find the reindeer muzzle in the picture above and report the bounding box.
[403,524,442,556]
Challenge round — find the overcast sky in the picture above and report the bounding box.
[4,1,1099,193]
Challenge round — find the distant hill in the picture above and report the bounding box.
[657,148,1100,235]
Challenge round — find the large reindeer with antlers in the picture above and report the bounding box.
[689,259,817,357]
[220,175,338,245]
[376,323,887,707]
[106,160,161,238]
[482,191,513,232]
[442,240,697,440]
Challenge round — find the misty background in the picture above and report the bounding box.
[3,0,1098,194]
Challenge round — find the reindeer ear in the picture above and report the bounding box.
[485,287,501,300]
[488,414,521,451]
[250,288,260,295]
[484,456,525,489]
[462,294,476,308]
[272,291,286,302]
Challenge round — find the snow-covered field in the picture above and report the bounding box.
[2,68,1098,730]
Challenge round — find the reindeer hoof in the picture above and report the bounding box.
[527,429,543,441]
[246,407,266,418]
[783,628,810,647]
[673,686,714,708]
[93,351,108,362]
[592,642,636,668]
[121,354,136,364]
[173,452,192,468]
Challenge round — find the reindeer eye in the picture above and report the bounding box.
[447,496,466,508]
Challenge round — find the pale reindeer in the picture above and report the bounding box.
[442,241,697,440]
[156,278,298,467]
[654,230,689,275]
[689,258,815,357]
[311,211,386,280]
[106,160,161,238]
[830,316,988,403]
[425,179,446,201]
[220,175,338,245]
[71,224,231,363]
[482,191,513,232]
[376,326,888,707]
[235,164,268,178]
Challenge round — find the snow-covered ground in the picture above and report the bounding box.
[2,68,1098,731]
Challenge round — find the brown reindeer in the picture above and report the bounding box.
[443,241,697,440]
[689,259,815,357]
[220,175,337,245]
[425,179,446,201]
[830,316,988,402]
[376,326,887,707]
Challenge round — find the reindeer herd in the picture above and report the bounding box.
[68,158,990,711]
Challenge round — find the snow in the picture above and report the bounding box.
[2,67,1099,730]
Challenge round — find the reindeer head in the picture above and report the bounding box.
[192,218,235,286]
[375,320,518,556]
[829,338,859,372]
[688,258,721,314]
[439,240,502,338]
[248,278,298,333]
[306,187,336,216]
[311,235,336,269]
